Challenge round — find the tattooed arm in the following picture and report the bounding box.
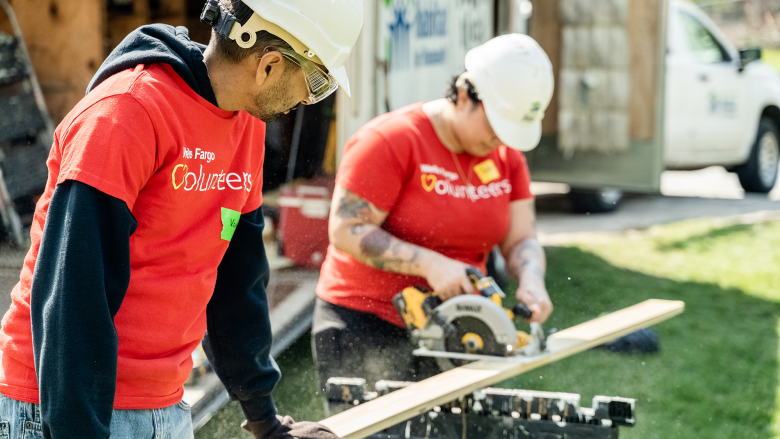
[329,184,474,300]
[499,199,552,323]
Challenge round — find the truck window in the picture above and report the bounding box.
[678,11,731,63]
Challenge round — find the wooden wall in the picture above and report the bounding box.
[530,0,561,136]
[530,0,664,141]
[107,0,188,49]
[1,0,192,125]
[0,5,11,34]
[627,0,663,140]
[3,0,104,124]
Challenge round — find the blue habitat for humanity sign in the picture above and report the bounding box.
[382,0,494,110]
[388,0,449,71]
[414,3,447,67]
[389,5,411,70]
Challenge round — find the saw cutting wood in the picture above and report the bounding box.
[320,299,684,439]
[393,267,549,371]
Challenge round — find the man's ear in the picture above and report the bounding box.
[255,51,285,87]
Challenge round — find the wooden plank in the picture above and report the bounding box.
[530,0,560,136]
[320,299,684,439]
[628,0,663,140]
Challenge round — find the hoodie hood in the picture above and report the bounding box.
[87,24,217,106]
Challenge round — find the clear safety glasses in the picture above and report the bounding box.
[270,47,339,104]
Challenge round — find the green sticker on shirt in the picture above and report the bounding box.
[220,207,241,241]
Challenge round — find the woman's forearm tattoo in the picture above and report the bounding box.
[360,229,392,256]
[507,239,545,283]
[358,229,421,273]
[337,191,371,219]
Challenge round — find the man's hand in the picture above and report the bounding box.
[516,279,552,324]
[242,416,341,439]
[423,254,475,301]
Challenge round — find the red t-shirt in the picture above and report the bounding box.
[0,64,265,409]
[316,103,533,327]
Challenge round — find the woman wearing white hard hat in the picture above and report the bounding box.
[313,34,555,406]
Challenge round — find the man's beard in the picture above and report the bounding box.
[248,70,302,123]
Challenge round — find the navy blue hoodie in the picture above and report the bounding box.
[31,24,280,438]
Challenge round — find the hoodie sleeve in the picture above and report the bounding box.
[203,207,281,422]
[31,180,137,439]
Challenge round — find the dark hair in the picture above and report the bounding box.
[212,0,293,64]
[444,74,480,105]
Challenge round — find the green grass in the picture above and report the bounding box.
[196,218,780,439]
[763,48,780,73]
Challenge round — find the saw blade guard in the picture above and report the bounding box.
[433,295,520,347]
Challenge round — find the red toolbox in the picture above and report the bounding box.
[277,177,335,269]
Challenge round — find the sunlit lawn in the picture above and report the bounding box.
[197,218,780,439]
[762,48,780,74]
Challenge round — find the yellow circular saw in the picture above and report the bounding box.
[392,267,547,371]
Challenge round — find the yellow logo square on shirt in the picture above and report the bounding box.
[473,159,500,184]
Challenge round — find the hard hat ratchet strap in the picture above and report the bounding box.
[200,0,237,40]
[199,0,323,66]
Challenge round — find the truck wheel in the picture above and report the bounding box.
[568,188,623,213]
[735,117,780,193]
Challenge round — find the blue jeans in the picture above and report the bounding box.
[0,394,194,439]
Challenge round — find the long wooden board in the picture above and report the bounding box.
[320,299,684,439]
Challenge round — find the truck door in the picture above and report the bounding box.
[674,7,745,153]
[664,5,697,166]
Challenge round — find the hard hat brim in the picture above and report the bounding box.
[484,104,542,152]
[330,65,351,98]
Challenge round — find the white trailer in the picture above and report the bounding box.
[333,0,780,213]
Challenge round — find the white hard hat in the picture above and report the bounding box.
[203,0,363,97]
[465,34,554,151]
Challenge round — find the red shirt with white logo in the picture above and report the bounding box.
[0,63,265,408]
[316,103,533,327]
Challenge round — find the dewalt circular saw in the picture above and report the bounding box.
[392,267,547,371]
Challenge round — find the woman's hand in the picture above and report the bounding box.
[516,278,552,323]
[422,254,475,301]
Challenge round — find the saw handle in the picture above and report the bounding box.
[466,266,534,321]
[465,267,504,298]
[512,303,534,320]
[465,266,484,287]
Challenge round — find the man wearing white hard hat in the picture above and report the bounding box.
[313,34,555,403]
[0,0,361,437]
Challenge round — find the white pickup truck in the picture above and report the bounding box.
[572,1,780,212]
[665,1,780,192]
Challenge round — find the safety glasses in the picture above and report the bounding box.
[268,47,339,104]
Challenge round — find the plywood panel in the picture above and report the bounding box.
[530,0,560,136]
[320,299,684,439]
[628,0,663,140]
[530,0,664,141]
[12,0,104,124]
